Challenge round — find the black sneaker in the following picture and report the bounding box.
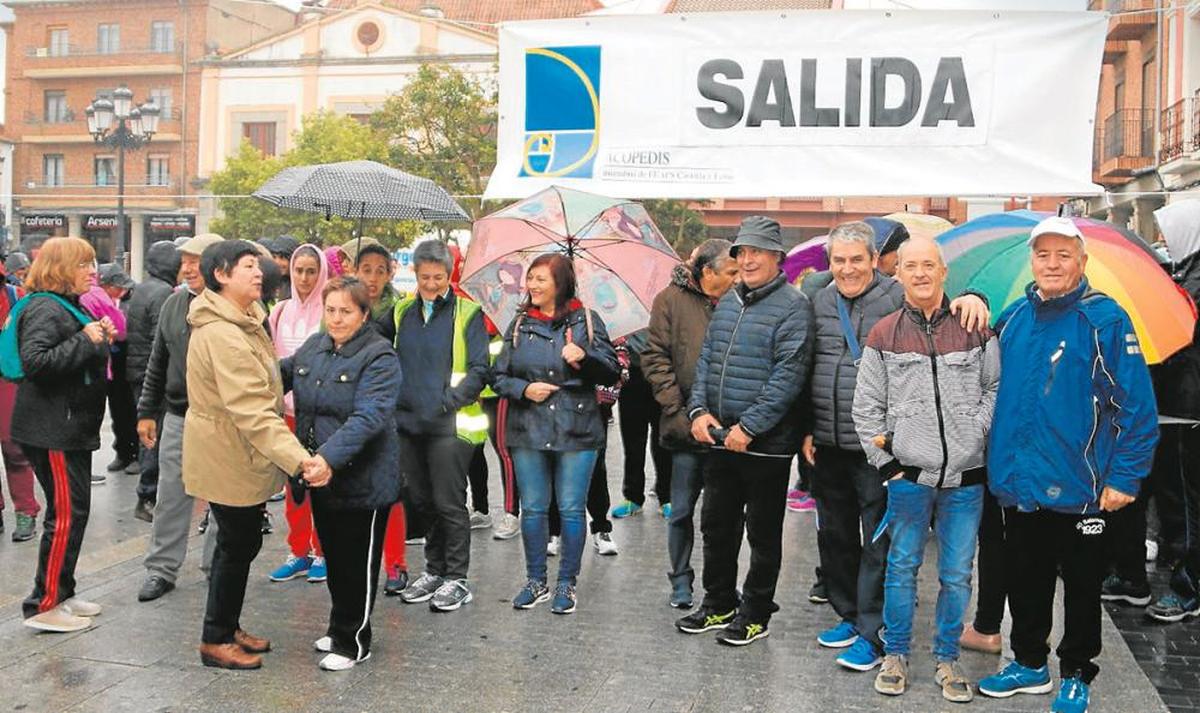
[138,575,175,602]
[716,616,770,647]
[675,606,737,634]
[809,580,829,604]
[1101,574,1151,606]
[133,499,154,523]
[106,456,133,472]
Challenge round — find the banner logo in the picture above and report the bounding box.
[521,45,601,179]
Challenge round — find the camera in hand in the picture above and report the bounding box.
[708,425,730,446]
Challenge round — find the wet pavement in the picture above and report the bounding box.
[0,419,1178,712]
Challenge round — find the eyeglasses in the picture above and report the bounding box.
[79,261,96,270]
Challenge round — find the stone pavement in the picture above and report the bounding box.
[0,422,1174,713]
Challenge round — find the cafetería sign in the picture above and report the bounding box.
[21,215,65,229]
[486,10,1107,199]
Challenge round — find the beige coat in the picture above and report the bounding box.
[182,289,308,506]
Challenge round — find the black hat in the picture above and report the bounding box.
[98,263,135,289]
[730,216,784,257]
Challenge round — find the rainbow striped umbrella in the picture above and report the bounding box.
[938,210,1195,364]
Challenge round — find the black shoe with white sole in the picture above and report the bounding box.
[1100,574,1151,606]
[675,606,737,634]
[716,617,769,646]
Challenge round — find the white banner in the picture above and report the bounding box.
[485,10,1107,199]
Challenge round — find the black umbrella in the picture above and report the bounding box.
[253,160,470,249]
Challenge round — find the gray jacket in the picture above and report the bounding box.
[808,273,905,450]
[853,301,999,488]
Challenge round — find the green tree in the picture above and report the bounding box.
[210,111,424,250]
[370,63,500,222]
[643,199,711,257]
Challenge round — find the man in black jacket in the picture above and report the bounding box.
[135,233,224,602]
[125,241,180,521]
[675,216,812,647]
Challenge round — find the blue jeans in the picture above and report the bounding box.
[511,448,598,586]
[882,479,983,661]
[667,450,704,590]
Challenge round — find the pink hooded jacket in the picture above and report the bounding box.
[268,244,329,414]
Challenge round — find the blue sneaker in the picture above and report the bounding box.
[268,554,312,582]
[836,637,883,671]
[1051,676,1090,713]
[978,661,1053,698]
[610,500,643,519]
[661,503,672,519]
[1146,591,1200,622]
[551,582,577,614]
[817,620,859,648]
[512,580,550,609]
[306,557,327,583]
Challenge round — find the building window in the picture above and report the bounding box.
[149,88,172,118]
[44,90,69,123]
[243,122,278,156]
[151,21,175,53]
[147,156,170,186]
[47,27,69,57]
[43,154,65,186]
[95,156,116,186]
[98,24,120,54]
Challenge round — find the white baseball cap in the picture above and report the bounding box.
[1028,216,1086,248]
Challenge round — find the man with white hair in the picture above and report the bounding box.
[979,216,1158,713]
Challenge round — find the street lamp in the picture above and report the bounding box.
[85,85,160,265]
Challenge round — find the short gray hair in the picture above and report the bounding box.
[691,238,734,284]
[895,237,946,267]
[412,239,453,274]
[827,221,877,259]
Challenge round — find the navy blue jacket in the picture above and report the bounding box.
[493,305,621,451]
[393,291,489,436]
[282,325,403,511]
[989,279,1158,514]
[688,272,813,457]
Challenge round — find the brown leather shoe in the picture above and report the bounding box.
[959,623,1002,654]
[199,642,262,670]
[234,629,271,654]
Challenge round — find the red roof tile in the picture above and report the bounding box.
[319,0,603,26]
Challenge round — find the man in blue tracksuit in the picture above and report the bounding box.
[979,217,1158,713]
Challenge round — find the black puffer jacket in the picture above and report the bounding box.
[125,242,180,383]
[137,288,196,419]
[493,303,621,451]
[688,272,812,456]
[1152,252,1200,419]
[283,326,403,510]
[809,272,904,450]
[13,293,109,451]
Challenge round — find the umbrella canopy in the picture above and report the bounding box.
[460,186,681,339]
[938,210,1196,364]
[782,235,828,285]
[253,160,469,222]
[883,212,953,242]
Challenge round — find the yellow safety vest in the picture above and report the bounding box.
[393,295,489,445]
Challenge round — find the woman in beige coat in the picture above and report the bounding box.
[183,239,323,670]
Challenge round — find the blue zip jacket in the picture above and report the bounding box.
[988,279,1158,514]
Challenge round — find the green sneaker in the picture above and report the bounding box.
[12,513,36,542]
[675,606,736,634]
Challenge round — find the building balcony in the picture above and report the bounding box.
[20,45,185,79]
[1102,40,1129,63]
[1089,0,1158,41]
[20,177,177,191]
[1160,96,1200,175]
[1093,108,1156,182]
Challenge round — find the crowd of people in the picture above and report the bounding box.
[0,206,1197,711]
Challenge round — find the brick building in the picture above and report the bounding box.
[3,0,296,275]
[1084,0,1200,240]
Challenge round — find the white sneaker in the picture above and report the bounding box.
[1146,539,1159,562]
[593,532,619,556]
[546,535,561,557]
[61,598,102,617]
[314,636,333,653]
[24,605,93,633]
[318,651,370,671]
[493,513,520,540]
[469,511,491,530]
